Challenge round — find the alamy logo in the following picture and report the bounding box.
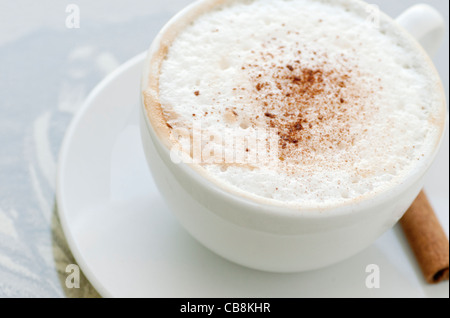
[65,264,80,289]
[169,121,280,166]
[365,264,380,289]
[365,4,381,29]
[65,4,80,29]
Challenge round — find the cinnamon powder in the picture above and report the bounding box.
[241,45,369,170]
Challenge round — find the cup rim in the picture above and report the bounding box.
[140,0,448,220]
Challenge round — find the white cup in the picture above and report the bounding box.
[140,0,447,272]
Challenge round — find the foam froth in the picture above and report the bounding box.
[150,0,445,207]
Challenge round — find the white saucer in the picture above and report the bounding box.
[56,53,449,298]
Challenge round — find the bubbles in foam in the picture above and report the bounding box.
[157,0,443,207]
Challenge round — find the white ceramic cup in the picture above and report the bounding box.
[140,0,447,272]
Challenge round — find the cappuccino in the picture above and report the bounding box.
[144,0,445,208]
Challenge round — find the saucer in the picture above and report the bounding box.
[56,53,449,298]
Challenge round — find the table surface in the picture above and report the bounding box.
[0,0,448,298]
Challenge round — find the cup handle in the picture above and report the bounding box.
[396,4,446,58]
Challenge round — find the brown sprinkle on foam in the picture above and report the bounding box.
[237,40,373,173]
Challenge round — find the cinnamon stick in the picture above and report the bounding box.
[400,191,449,284]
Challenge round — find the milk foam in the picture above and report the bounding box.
[156,0,444,207]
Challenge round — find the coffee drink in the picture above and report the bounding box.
[143,0,446,208]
